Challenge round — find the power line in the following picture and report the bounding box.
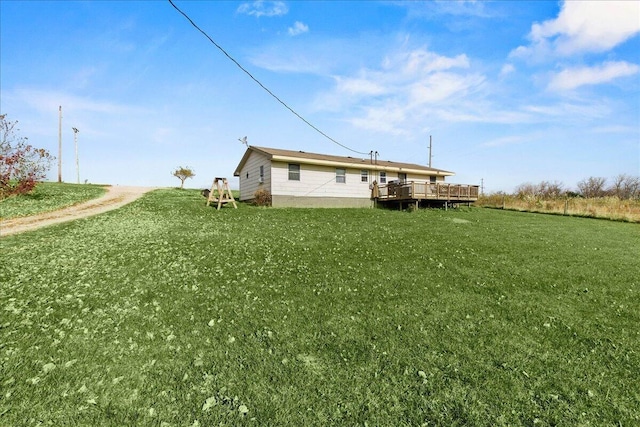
[168,0,369,156]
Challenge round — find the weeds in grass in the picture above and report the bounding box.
[1,189,638,425]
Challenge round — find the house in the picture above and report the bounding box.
[234,146,461,208]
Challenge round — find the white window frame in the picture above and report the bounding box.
[379,171,386,184]
[288,164,300,181]
[361,170,369,183]
[336,168,346,184]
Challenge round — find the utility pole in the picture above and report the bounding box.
[72,127,80,184]
[428,135,433,168]
[58,106,62,183]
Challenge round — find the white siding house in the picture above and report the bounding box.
[233,146,455,208]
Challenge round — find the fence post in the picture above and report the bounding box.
[564,199,569,215]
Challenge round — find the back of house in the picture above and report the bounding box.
[234,146,456,208]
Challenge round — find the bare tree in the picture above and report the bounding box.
[172,166,195,189]
[538,180,565,198]
[514,182,537,198]
[515,180,564,199]
[609,174,640,200]
[577,176,607,198]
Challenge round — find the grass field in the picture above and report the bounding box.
[477,194,640,223]
[1,189,639,426]
[0,182,107,220]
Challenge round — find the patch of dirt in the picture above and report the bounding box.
[0,186,158,237]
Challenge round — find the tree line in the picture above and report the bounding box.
[512,175,640,200]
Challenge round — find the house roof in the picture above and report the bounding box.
[234,146,454,177]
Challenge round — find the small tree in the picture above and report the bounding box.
[514,180,564,200]
[577,176,607,198]
[0,114,54,200]
[172,166,195,189]
[609,174,640,200]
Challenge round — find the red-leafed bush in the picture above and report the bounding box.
[1,114,54,199]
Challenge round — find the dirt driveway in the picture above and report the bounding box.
[0,186,158,237]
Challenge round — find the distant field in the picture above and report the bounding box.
[1,189,638,426]
[0,182,107,219]
[477,194,640,223]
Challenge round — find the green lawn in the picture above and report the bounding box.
[1,189,638,426]
[0,182,107,219]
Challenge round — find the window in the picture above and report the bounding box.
[361,170,369,183]
[430,175,436,184]
[398,173,407,183]
[336,168,346,183]
[288,164,300,181]
[379,171,386,184]
[259,165,264,183]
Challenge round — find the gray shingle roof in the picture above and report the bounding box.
[235,146,454,176]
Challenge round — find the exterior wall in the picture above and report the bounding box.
[272,195,374,208]
[270,161,374,199]
[238,151,271,201]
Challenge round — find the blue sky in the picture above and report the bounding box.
[1,0,638,192]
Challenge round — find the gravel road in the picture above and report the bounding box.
[0,186,157,237]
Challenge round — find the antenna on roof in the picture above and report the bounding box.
[238,136,248,147]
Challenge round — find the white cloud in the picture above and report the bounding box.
[408,72,485,106]
[513,1,640,58]
[395,50,470,74]
[334,76,387,97]
[522,101,610,119]
[592,125,637,134]
[349,105,408,135]
[317,48,484,134]
[9,87,147,115]
[288,21,309,36]
[500,63,515,77]
[481,135,527,148]
[237,1,288,17]
[548,61,639,91]
[403,0,493,19]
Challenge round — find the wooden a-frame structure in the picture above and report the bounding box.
[206,177,237,210]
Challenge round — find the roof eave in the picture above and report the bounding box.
[270,154,454,176]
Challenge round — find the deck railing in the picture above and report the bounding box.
[375,182,480,202]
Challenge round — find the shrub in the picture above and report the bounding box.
[0,114,54,199]
[253,188,272,207]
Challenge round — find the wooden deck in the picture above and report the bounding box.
[373,181,480,208]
